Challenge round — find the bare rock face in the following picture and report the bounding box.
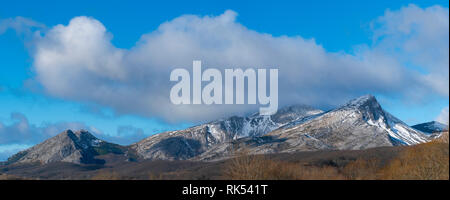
[7,130,127,165]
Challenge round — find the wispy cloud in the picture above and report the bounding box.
[0,16,46,36]
[371,4,449,97]
[436,106,449,125]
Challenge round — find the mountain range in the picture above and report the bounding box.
[3,95,443,165]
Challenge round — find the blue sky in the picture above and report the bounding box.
[0,0,448,160]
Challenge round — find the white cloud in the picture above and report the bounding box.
[436,106,449,125]
[372,4,449,96]
[27,6,449,122]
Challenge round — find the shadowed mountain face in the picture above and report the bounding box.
[412,121,448,134]
[5,95,438,165]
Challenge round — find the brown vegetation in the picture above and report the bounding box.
[225,141,449,180]
[90,171,121,180]
[224,150,344,180]
[341,158,380,180]
[380,141,449,180]
[0,173,27,180]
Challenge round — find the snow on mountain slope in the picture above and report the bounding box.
[196,95,434,161]
[131,105,323,160]
[368,111,428,145]
[270,95,430,147]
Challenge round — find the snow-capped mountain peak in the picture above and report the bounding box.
[343,95,429,145]
[267,95,431,149]
[343,94,377,107]
[339,94,385,121]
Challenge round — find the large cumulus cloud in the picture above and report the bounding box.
[27,5,449,122]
